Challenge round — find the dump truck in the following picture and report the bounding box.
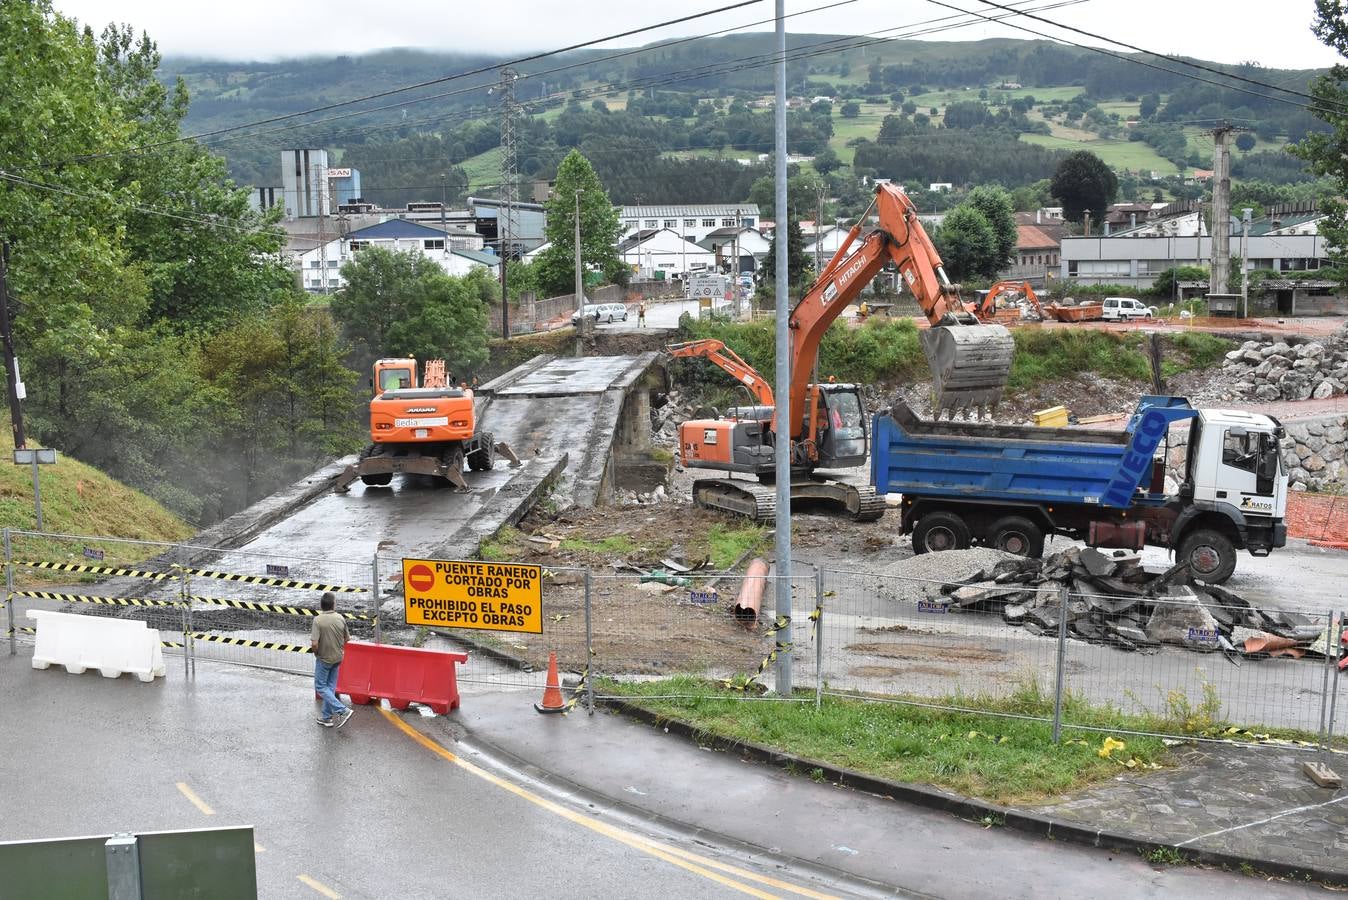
[334,357,519,492]
[871,396,1288,583]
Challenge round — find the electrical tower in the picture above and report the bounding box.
[498,67,519,339]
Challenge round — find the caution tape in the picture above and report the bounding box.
[808,604,821,641]
[12,560,365,594]
[184,568,365,593]
[189,595,376,622]
[721,615,793,693]
[563,665,590,714]
[189,632,312,654]
[5,626,37,635]
[14,561,175,580]
[10,590,184,609]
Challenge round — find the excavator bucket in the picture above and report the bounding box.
[919,324,1015,417]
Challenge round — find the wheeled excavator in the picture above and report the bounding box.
[333,357,519,493]
[668,183,1014,522]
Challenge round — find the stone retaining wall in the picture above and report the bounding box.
[1163,414,1346,492]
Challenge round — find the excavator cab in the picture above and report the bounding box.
[372,358,417,396]
[812,383,867,469]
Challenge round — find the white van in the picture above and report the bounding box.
[571,303,629,324]
[1101,297,1156,321]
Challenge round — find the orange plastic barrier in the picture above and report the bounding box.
[336,641,469,715]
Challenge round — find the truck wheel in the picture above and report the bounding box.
[912,511,972,555]
[988,516,1045,558]
[1178,529,1237,584]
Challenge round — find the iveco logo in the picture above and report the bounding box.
[406,406,437,413]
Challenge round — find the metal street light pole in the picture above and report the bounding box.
[772,0,793,698]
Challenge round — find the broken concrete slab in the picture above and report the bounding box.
[1145,587,1221,651]
[1080,547,1117,578]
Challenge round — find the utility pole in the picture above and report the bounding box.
[498,67,519,340]
[814,184,824,281]
[1209,125,1233,296]
[574,188,587,355]
[1241,207,1253,318]
[440,173,447,234]
[0,241,25,449]
[772,0,793,698]
[733,209,741,317]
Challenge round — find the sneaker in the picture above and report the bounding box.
[334,708,353,729]
[316,717,334,727]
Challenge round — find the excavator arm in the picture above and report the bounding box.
[975,280,1043,321]
[786,183,1014,431]
[666,338,775,407]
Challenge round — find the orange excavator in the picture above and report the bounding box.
[970,280,1044,323]
[669,183,1015,521]
[333,357,519,492]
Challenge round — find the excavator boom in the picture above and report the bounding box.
[666,339,774,407]
[790,184,1013,421]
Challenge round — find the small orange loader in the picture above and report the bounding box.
[334,357,519,492]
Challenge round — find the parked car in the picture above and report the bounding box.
[571,303,629,324]
[1101,297,1157,321]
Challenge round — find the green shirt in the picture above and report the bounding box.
[311,611,349,665]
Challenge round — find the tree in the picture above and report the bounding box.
[1139,92,1160,119]
[1290,1,1348,280]
[840,101,861,118]
[332,247,490,374]
[1235,132,1257,151]
[812,147,843,175]
[965,185,1017,273]
[532,150,624,295]
[1050,151,1118,225]
[932,206,998,282]
[759,220,809,287]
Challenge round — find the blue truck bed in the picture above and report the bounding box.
[869,397,1199,509]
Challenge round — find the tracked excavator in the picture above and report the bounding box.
[333,357,519,493]
[971,280,1044,323]
[669,183,1015,522]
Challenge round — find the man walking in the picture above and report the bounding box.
[638,301,647,327]
[311,592,353,728]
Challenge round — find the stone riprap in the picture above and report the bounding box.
[1220,322,1348,403]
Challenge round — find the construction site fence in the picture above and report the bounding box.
[6,528,1346,754]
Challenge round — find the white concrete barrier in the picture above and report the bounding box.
[27,610,166,682]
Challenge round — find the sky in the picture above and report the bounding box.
[50,0,1344,70]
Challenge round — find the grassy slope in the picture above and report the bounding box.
[0,429,193,567]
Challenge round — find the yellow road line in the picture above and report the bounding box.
[175,782,215,816]
[297,874,341,898]
[380,708,838,900]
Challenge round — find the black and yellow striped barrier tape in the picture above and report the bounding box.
[720,614,793,693]
[808,604,821,641]
[12,560,366,593]
[10,590,184,609]
[184,568,365,593]
[14,561,174,580]
[188,595,376,621]
[189,632,312,654]
[563,665,590,714]
[5,626,37,635]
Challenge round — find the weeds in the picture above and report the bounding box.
[1145,846,1188,866]
[560,534,638,555]
[480,526,525,561]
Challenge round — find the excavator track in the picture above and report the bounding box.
[691,478,886,523]
[692,479,777,522]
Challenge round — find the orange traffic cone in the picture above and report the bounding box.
[535,651,567,714]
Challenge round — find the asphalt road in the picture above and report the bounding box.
[2,651,1327,898]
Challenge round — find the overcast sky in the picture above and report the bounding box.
[50,0,1343,70]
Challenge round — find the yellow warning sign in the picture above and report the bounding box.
[402,558,543,633]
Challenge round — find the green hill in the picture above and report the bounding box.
[0,428,193,566]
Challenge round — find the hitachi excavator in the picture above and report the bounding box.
[333,357,519,493]
[669,183,1014,522]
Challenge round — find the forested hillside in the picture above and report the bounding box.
[160,32,1334,219]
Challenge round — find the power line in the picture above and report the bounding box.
[968,0,1341,111]
[42,0,766,168]
[928,0,1342,117]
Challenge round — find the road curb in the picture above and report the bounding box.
[600,697,1348,887]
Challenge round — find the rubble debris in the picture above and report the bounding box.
[895,546,1326,661]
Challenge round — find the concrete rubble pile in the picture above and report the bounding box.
[1219,323,1348,402]
[934,547,1325,658]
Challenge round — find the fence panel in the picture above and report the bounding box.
[818,567,1062,720]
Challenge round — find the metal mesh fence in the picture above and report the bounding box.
[7,526,1345,751]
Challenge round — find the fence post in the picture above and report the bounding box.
[1051,583,1070,744]
[371,554,382,645]
[1326,612,1345,749]
[4,527,14,656]
[814,567,824,711]
[584,568,595,716]
[177,565,191,679]
[1319,608,1335,757]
